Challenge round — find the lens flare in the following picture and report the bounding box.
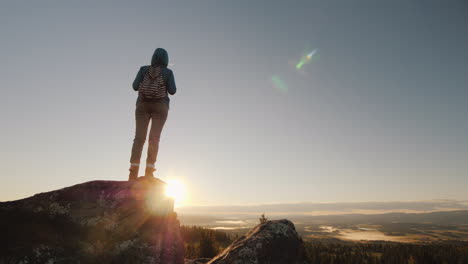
[271,75,288,93]
[296,49,317,69]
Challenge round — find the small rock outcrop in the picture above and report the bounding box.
[208,219,308,264]
[0,178,184,264]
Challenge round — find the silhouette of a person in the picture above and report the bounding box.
[129,48,176,181]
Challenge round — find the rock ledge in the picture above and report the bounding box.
[0,178,184,264]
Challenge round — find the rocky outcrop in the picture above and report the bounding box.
[0,177,184,264]
[208,219,308,264]
[1,177,309,264]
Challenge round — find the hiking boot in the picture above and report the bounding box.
[128,167,139,181]
[144,167,156,178]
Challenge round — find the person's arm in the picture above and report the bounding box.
[132,67,145,91]
[167,70,177,95]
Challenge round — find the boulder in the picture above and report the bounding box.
[208,219,308,264]
[0,177,184,264]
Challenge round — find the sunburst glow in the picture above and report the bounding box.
[165,179,186,203]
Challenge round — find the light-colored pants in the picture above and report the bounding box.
[130,101,168,169]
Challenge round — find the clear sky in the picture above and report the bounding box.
[1,0,467,206]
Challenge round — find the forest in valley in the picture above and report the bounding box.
[304,240,468,264]
[181,225,468,263]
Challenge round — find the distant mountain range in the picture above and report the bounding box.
[288,210,468,225]
[178,200,468,216]
[177,200,468,226]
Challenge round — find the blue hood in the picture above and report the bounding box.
[151,48,169,67]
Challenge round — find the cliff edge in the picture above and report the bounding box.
[0,178,184,264]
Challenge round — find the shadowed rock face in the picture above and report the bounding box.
[207,219,308,264]
[0,178,184,264]
[185,258,212,264]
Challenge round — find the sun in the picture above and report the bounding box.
[164,179,185,204]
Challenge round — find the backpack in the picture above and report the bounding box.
[138,66,167,100]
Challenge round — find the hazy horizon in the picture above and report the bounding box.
[1,1,467,206]
[176,199,468,215]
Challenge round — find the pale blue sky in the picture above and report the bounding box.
[1,0,467,206]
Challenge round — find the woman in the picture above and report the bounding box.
[129,48,176,181]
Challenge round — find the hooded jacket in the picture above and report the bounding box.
[132,48,177,104]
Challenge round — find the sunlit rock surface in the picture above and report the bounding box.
[208,219,308,264]
[0,178,184,264]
